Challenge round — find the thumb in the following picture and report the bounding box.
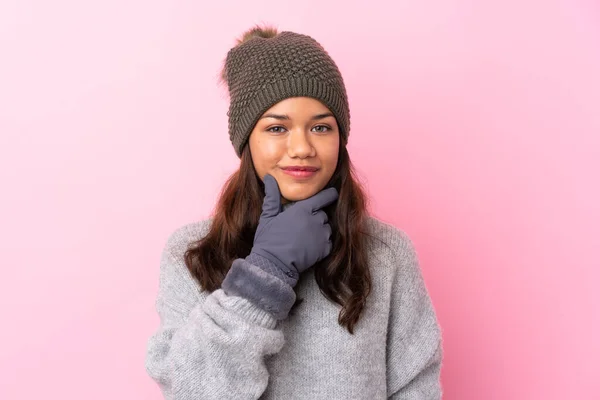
[260,174,282,218]
[298,187,339,214]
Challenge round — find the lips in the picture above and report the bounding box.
[280,166,319,179]
[281,166,319,172]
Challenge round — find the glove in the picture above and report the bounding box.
[246,173,339,287]
[221,174,338,319]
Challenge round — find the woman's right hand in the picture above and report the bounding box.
[246,174,339,284]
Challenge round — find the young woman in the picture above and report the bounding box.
[145,25,443,399]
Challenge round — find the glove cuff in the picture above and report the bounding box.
[221,258,297,320]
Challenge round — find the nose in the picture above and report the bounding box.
[287,129,315,158]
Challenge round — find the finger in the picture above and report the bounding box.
[261,174,282,218]
[298,187,339,213]
[324,223,332,239]
[313,210,328,224]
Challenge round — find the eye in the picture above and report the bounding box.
[266,126,287,134]
[312,125,331,133]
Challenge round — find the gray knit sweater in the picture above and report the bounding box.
[145,214,443,399]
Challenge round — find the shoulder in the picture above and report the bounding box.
[364,215,419,270]
[161,218,214,263]
[365,216,440,332]
[156,218,214,296]
[363,215,430,297]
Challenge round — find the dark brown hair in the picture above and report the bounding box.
[184,141,373,334]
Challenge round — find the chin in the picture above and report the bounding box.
[276,172,330,201]
[280,187,319,202]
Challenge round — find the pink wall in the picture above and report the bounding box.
[1,1,598,399]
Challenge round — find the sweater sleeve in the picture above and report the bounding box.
[144,226,286,399]
[386,231,444,399]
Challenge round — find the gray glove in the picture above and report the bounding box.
[246,174,339,286]
[221,174,338,319]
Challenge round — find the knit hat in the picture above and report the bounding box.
[222,29,351,158]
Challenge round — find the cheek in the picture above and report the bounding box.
[325,148,339,167]
[318,142,340,173]
[250,138,281,175]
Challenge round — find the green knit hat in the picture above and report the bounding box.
[222,29,351,158]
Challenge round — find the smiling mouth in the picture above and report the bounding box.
[281,169,318,179]
[280,166,319,172]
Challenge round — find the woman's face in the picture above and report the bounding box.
[249,96,340,204]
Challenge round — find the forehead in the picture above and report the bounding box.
[262,97,331,115]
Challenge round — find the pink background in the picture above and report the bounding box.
[1,1,599,399]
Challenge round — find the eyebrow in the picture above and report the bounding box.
[260,112,335,121]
